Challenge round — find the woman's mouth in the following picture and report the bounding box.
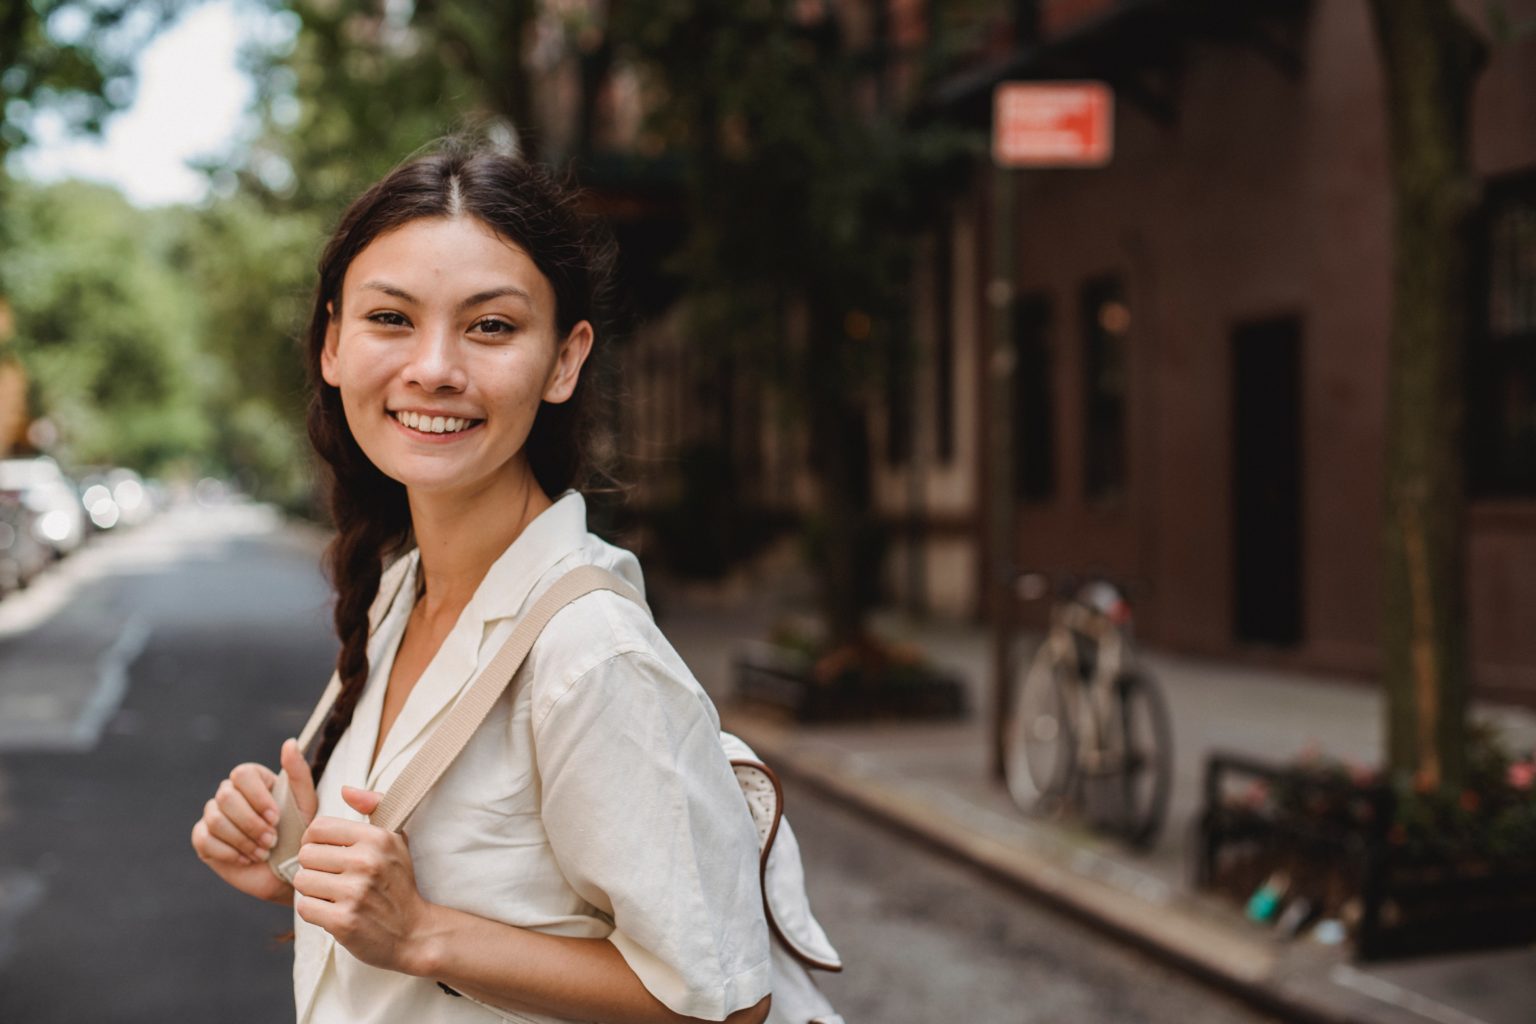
[390,410,484,436]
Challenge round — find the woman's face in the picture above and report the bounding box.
[320,216,591,502]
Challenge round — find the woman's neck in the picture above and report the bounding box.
[406,467,553,621]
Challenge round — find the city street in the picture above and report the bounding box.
[0,508,1274,1022]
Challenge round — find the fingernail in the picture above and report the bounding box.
[261,831,277,848]
[264,808,280,826]
[239,854,254,866]
[255,846,271,861]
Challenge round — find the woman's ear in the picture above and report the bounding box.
[320,301,341,387]
[543,320,594,404]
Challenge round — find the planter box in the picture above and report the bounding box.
[733,640,967,722]
[1194,750,1536,960]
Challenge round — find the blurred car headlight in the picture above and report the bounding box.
[113,478,145,512]
[83,484,113,512]
[37,509,74,543]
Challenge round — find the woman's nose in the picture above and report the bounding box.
[403,325,467,392]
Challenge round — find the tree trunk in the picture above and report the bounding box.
[805,315,880,652]
[1367,0,1486,790]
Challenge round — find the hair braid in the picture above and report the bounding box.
[308,506,404,780]
[304,349,411,780]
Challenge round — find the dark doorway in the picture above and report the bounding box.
[1014,293,1056,502]
[1232,317,1303,647]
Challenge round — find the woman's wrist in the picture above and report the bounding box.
[400,900,451,978]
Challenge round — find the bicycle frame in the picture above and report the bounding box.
[1042,597,1130,776]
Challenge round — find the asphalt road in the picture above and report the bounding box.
[0,508,1276,1022]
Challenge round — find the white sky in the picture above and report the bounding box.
[13,0,278,207]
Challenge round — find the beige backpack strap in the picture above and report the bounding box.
[371,565,643,832]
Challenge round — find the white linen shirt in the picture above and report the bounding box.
[294,492,772,1024]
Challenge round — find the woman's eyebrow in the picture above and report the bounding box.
[356,281,533,312]
[458,286,533,312]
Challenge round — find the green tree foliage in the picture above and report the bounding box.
[171,191,322,509]
[1,179,210,469]
[609,1,977,647]
[1,177,322,506]
[235,0,541,218]
[0,1,181,282]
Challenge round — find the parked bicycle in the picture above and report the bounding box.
[1002,570,1173,848]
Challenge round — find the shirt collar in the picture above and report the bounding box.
[465,489,591,624]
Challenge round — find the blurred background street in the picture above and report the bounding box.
[3,0,1536,1021]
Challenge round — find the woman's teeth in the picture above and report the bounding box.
[394,411,477,434]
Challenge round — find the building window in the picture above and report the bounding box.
[1082,275,1130,503]
[1014,293,1055,501]
[1470,173,1536,497]
[934,224,956,465]
[885,321,914,468]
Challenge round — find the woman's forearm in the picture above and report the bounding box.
[403,902,770,1024]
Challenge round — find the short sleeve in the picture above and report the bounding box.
[534,644,772,1021]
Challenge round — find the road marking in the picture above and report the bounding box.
[0,871,46,965]
[1330,964,1493,1024]
[72,616,151,750]
[0,617,150,753]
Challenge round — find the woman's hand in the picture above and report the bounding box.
[293,785,433,973]
[190,738,317,904]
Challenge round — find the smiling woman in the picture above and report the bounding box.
[319,215,591,503]
[187,140,787,1024]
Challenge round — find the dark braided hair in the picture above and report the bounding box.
[303,140,616,781]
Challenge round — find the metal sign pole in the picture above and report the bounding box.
[987,165,1017,781]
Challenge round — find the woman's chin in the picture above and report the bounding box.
[393,463,532,504]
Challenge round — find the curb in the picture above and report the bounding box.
[722,712,1396,1024]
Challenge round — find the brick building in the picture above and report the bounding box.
[877,0,1536,702]
[568,1,1536,703]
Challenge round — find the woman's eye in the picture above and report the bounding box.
[473,318,516,336]
[367,311,409,327]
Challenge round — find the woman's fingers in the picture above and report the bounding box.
[231,762,281,826]
[296,841,351,873]
[339,785,382,817]
[215,778,277,850]
[204,798,268,861]
[192,815,256,866]
[291,866,350,903]
[280,738,319,822]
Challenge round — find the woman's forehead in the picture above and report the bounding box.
[344,216,553,306]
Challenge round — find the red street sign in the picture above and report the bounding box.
[992,81,1114,168]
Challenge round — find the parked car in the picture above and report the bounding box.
[0,488,51,592]
[0,457,87,557]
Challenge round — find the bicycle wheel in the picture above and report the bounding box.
[1003,641,1078,813]
[1112,670,1173,848]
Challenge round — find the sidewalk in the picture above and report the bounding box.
[658,585,1536,1024]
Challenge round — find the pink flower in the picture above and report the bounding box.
[1508,761,1535,791]
[1347,760,1379,787]
[1241,780,1270,809]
